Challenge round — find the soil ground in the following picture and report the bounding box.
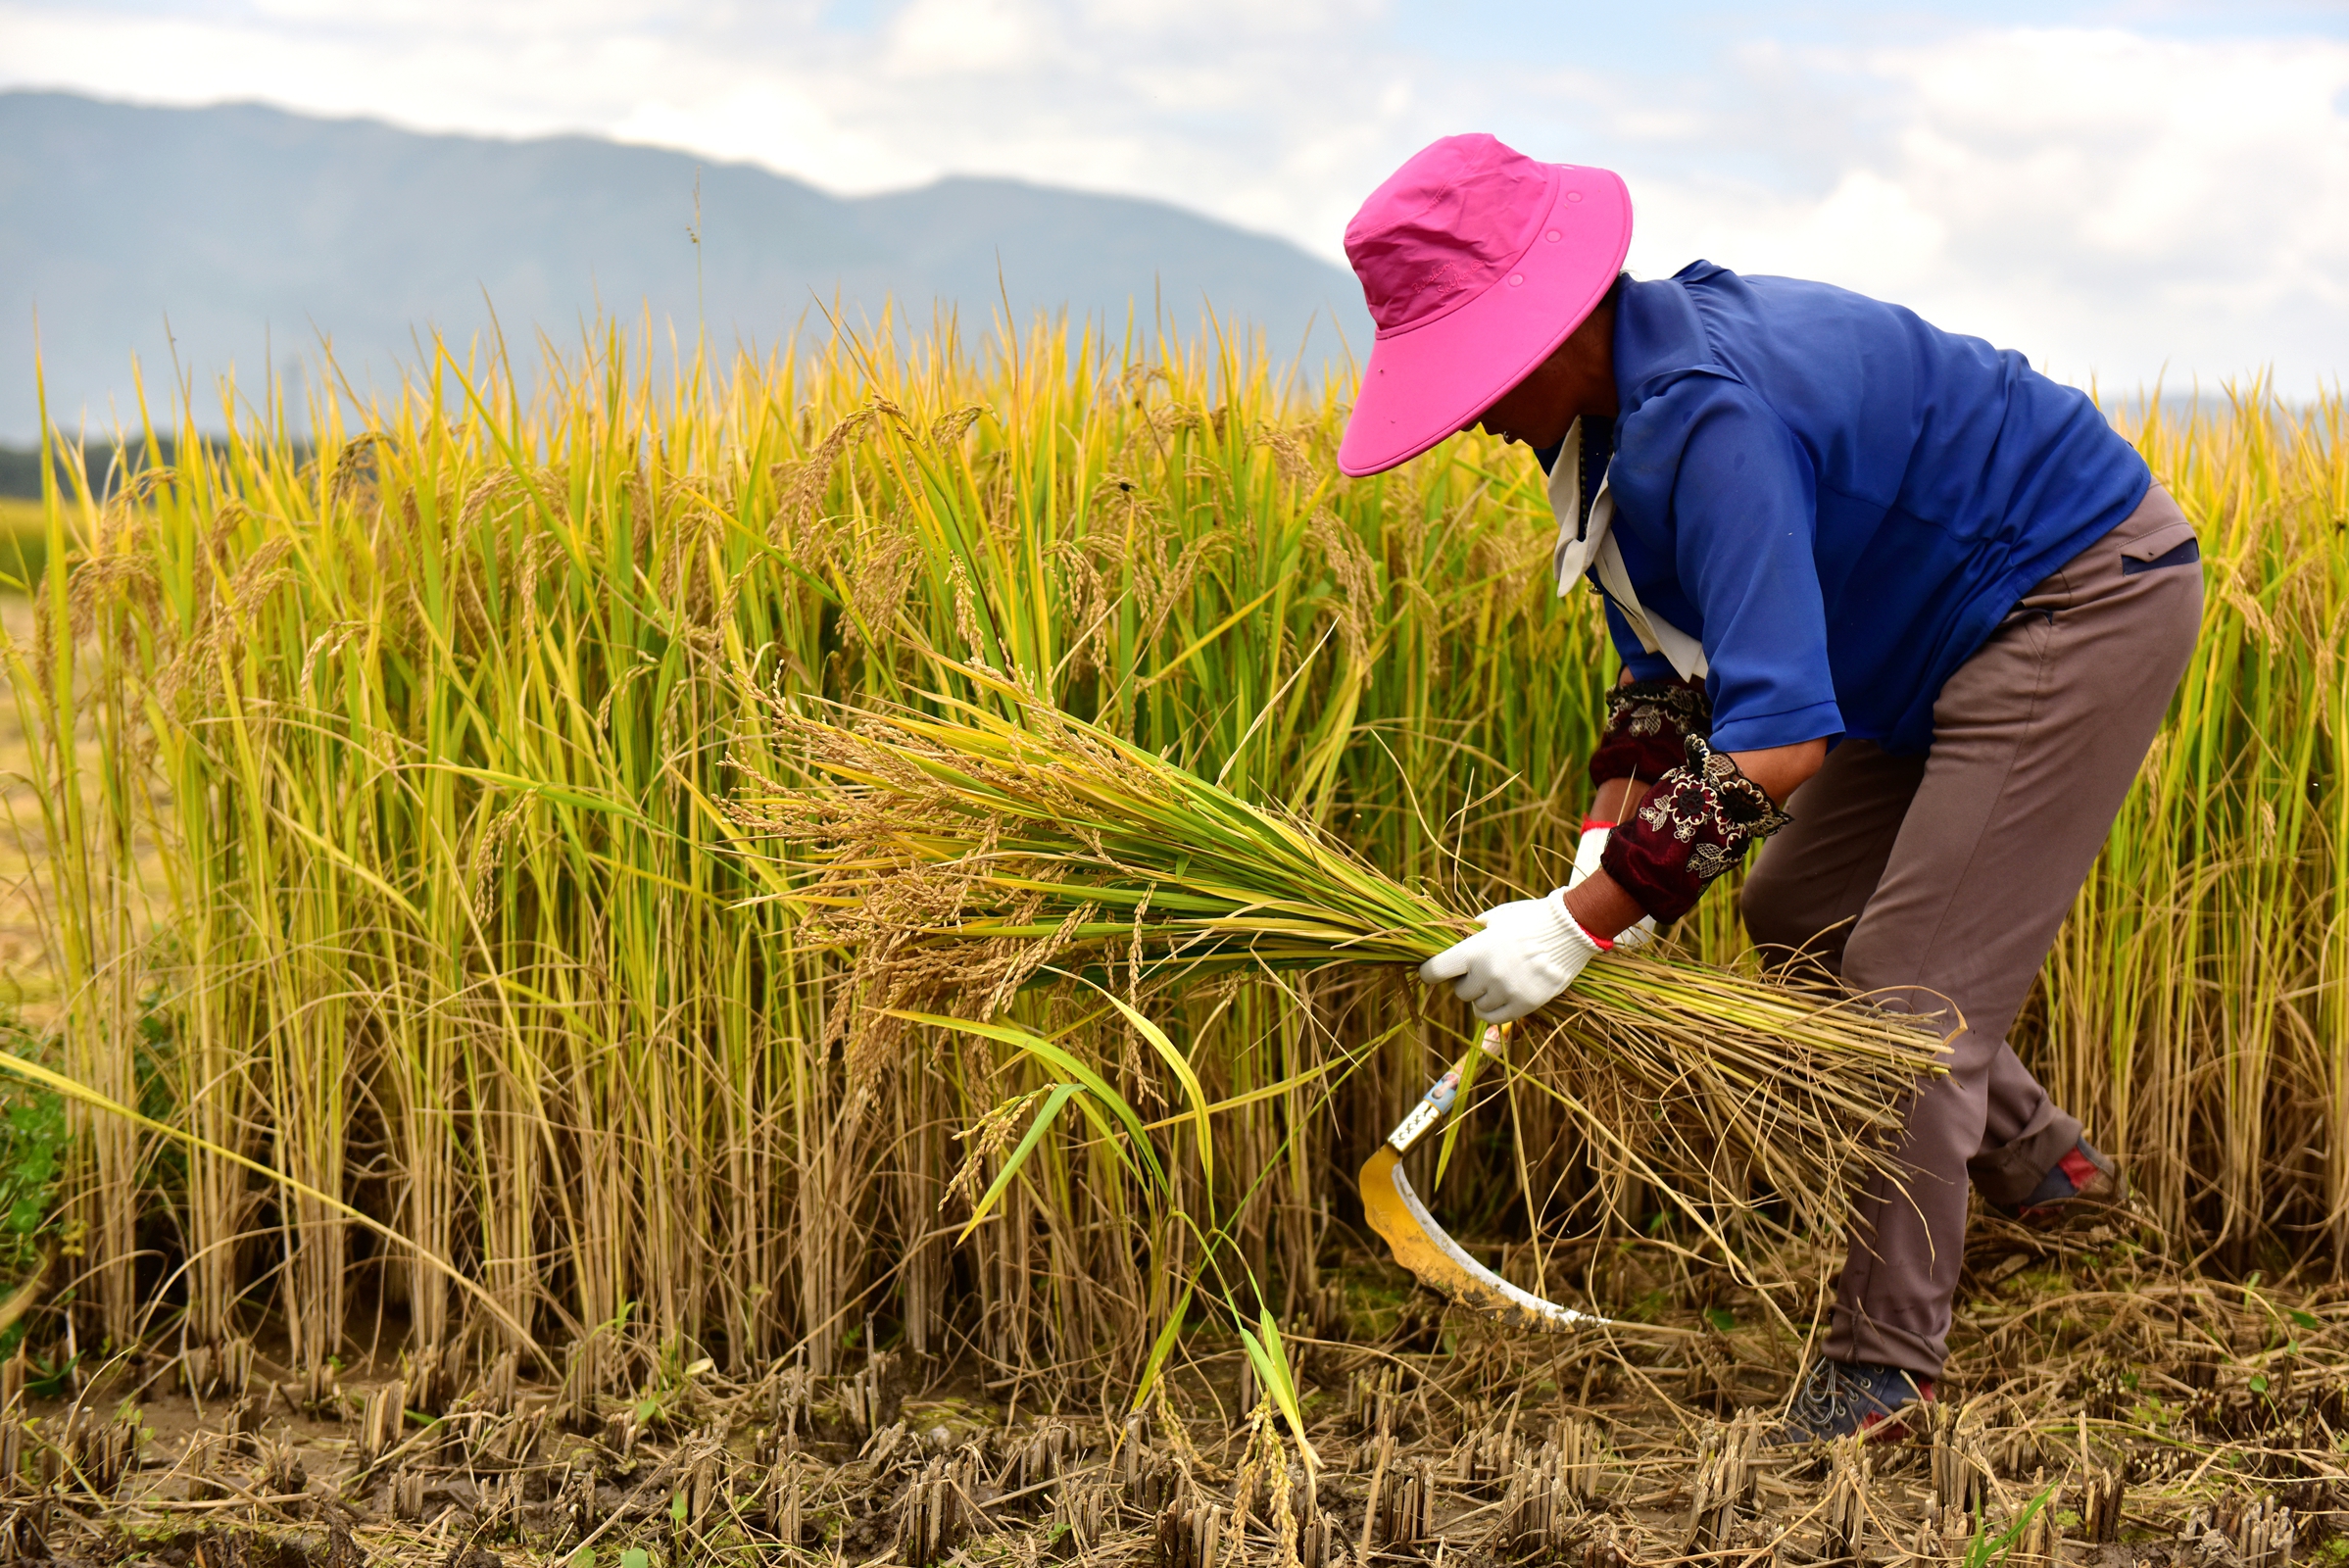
[5,1202,2346,1567]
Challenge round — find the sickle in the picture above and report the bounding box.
[1357,1023,1613,1334]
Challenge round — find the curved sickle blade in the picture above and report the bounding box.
[1358,1144,1611,1333]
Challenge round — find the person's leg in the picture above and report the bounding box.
[1824,485,2204,1378]
[1970,1040,2077,1207]
[1738,741,1927,978]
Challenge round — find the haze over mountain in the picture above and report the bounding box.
[0,91,1368,442]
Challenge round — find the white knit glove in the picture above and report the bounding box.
[1418,889,1610,1023]
[1570,822,1656,950]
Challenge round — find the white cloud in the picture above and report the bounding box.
[611,83,931,191]
[1618,28,2349,388]
[885,0,1050,77]
[1074,0,1379,42]
[1,3,2345,390]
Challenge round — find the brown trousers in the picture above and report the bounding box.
[1739,484,2203,1378]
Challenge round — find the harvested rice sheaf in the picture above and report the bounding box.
[729,662,1950,1244]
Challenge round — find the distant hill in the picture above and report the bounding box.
[0,91,1367,441]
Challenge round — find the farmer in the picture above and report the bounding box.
[1345,134,2204,1441]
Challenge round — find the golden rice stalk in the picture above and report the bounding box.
[727,662,1947,1243]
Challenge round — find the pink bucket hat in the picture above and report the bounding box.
[1337,134,1632,477]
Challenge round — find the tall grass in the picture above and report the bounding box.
[2042,385,2348,1265]
[1,324,2339,1391]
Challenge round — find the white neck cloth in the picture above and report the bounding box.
[1546,416,1709,681]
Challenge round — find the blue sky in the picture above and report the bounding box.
[3,0,2346,392]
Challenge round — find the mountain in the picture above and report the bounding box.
[0,91,1368,441]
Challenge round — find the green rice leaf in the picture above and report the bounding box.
[888,1009,1168,1195]
[958,1083,1083,1244]
[1237,1306,1320,1472]
[1097,987,1214,1194]
[1131,1281,1195,1412]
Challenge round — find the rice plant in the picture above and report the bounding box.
[727,664,1945,1251]
[0,318,2337,1395]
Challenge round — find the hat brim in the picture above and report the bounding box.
[1337,168,1632,478]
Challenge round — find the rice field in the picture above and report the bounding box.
[0,322,2340,1562]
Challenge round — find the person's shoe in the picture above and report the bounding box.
[1994,1138,2126,1226]
[1774,1358,1935,1444]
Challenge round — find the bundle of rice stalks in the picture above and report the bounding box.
[728,663,1946,1247]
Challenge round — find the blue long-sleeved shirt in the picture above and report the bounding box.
[1588,262,2151,755]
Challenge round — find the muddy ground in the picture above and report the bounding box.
[3,1207,2345,1566]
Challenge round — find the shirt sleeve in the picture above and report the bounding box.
[1639,374,1843,752]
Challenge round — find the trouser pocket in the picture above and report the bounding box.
[2119,516,2199,576]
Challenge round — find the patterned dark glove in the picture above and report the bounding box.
[1588,677,1713,789]
[1599,735,1792,925]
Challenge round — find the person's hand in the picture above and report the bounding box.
[1569,820,1656,950]
[1418,890,1610,1023]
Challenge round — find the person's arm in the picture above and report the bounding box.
[1590,773,1649,825]
[1422,731,1824,1023]
[1583,378,1839,937]
[1577,668,1699,948]
[1421,380,1838,1021]
[1584,657,1705,830]
[1566,738,1824,940]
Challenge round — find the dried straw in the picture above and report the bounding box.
[728,663,1948,1247]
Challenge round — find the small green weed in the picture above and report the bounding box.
[0,1024,68,1355]
[1964,1483,2058,1568]
[2306,1535,2349,1567]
